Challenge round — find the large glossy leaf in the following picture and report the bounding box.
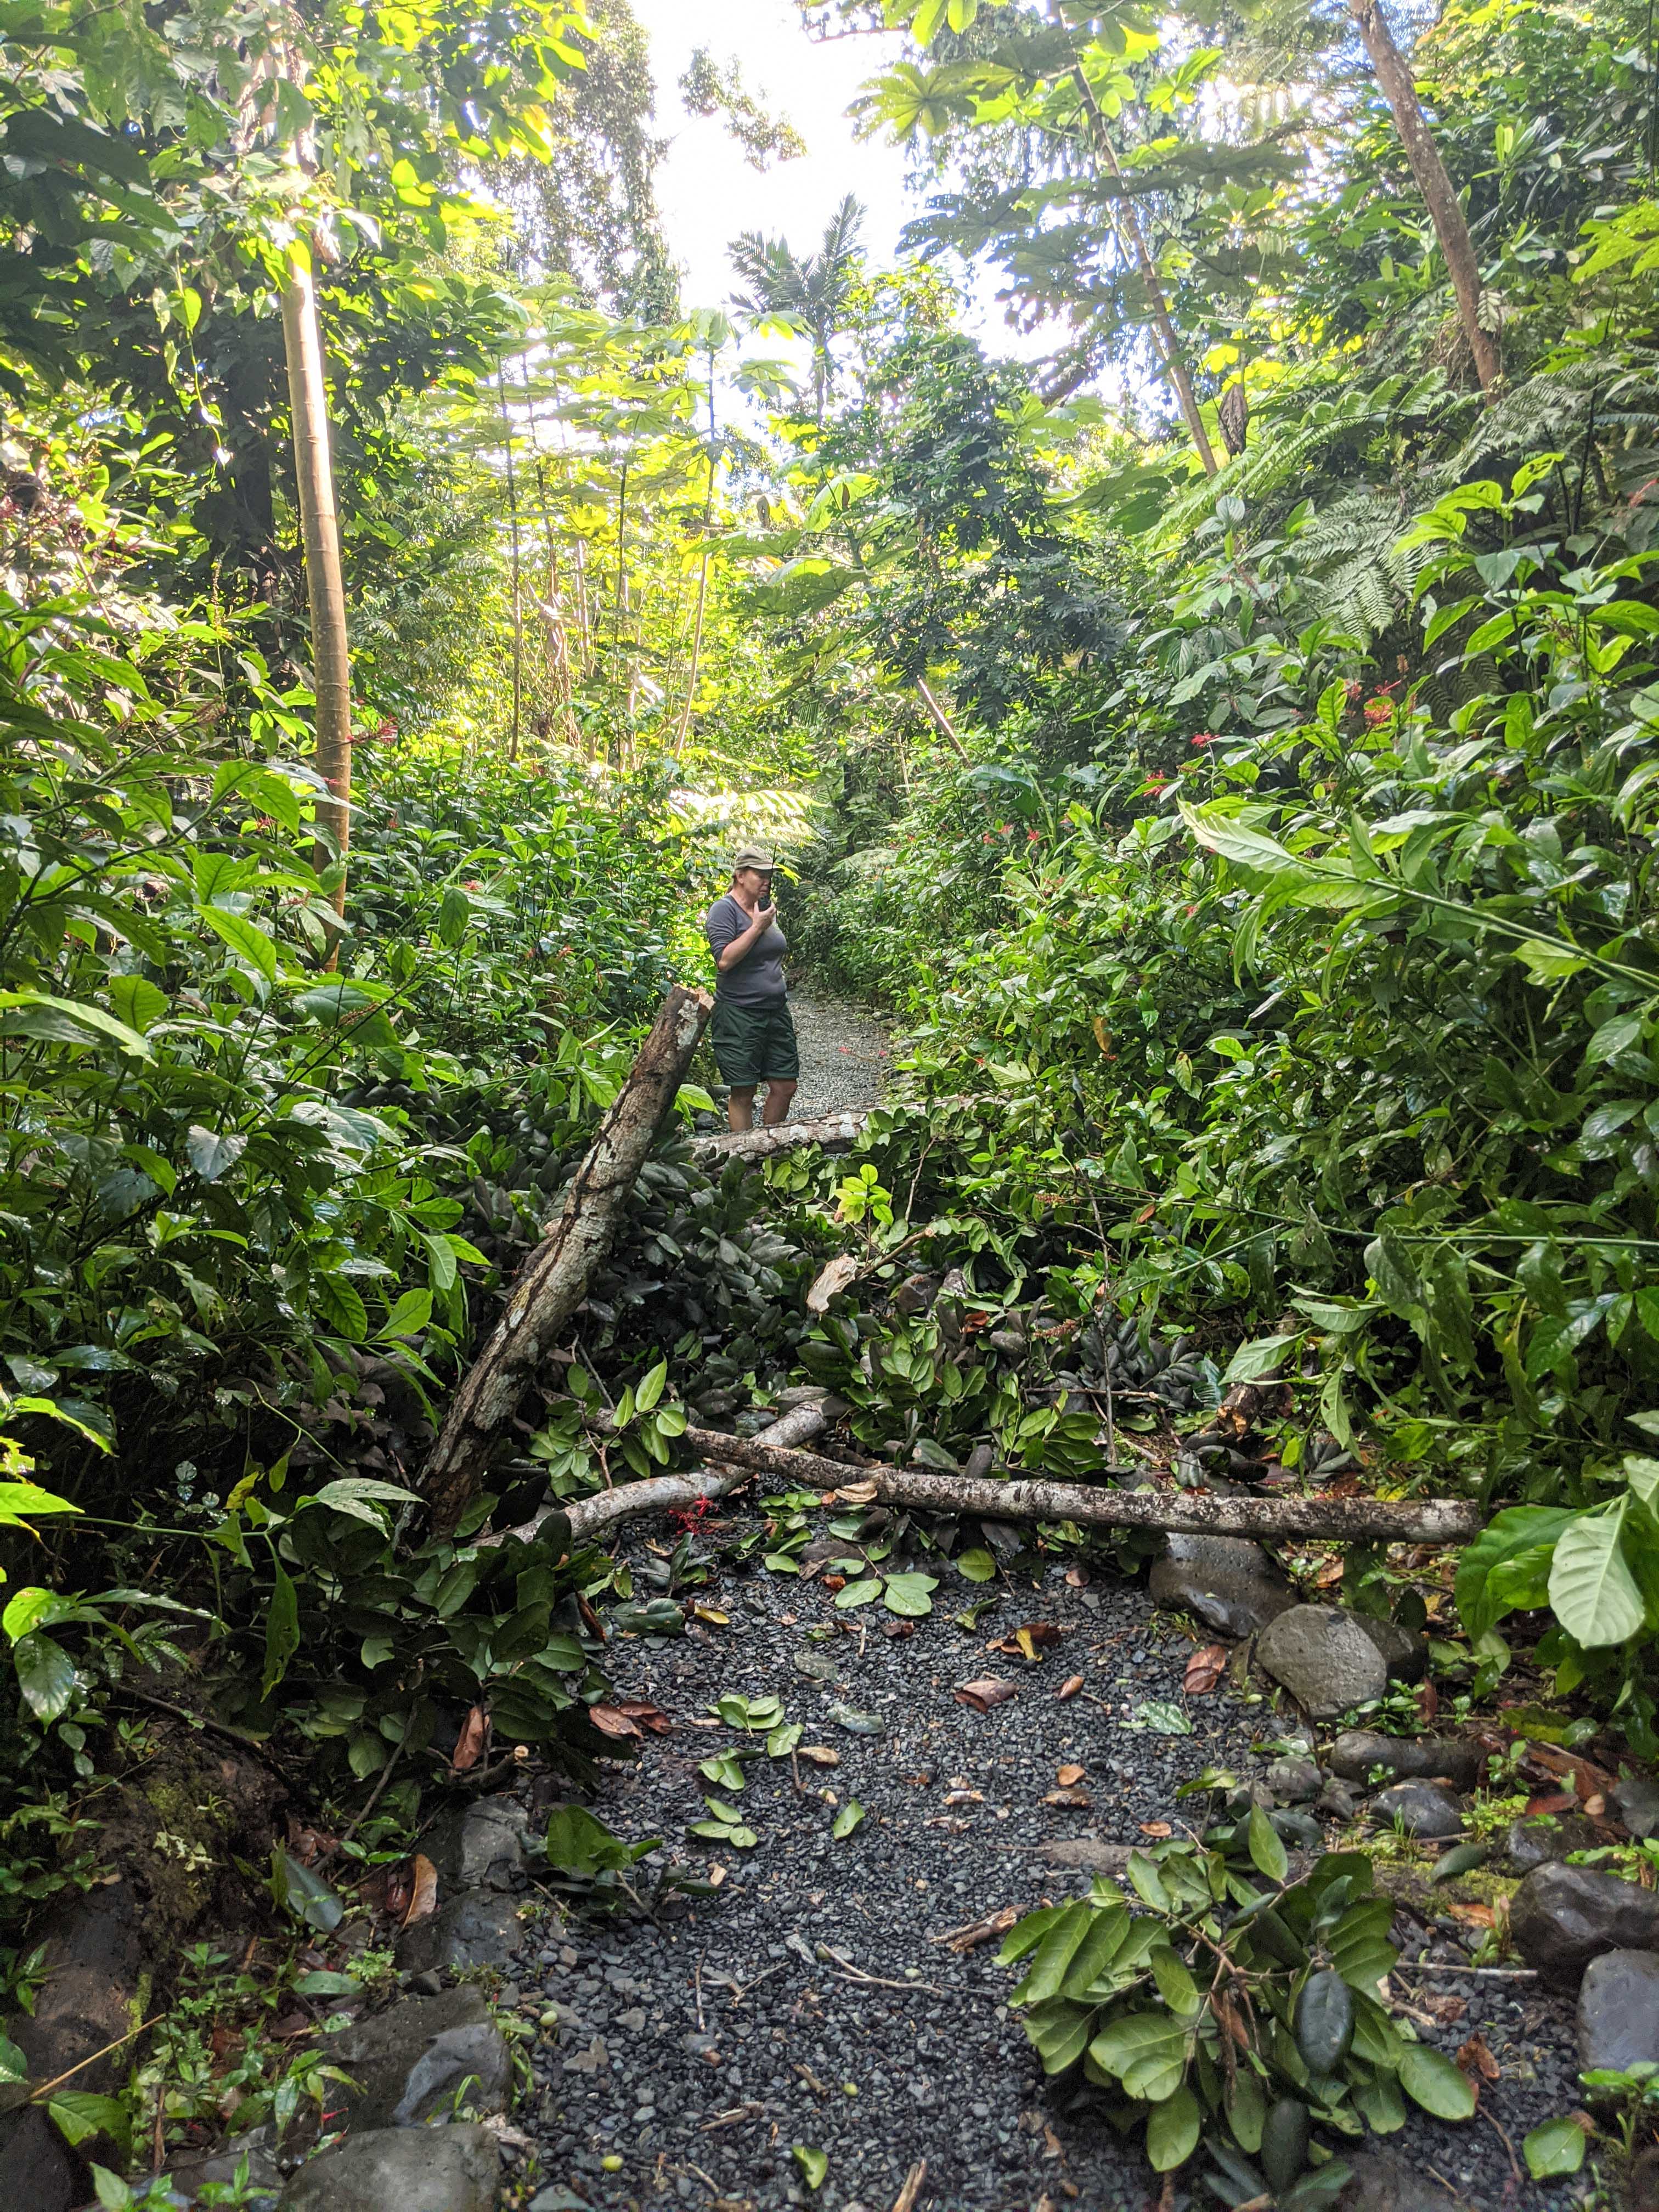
[1548,1502,1645,1647]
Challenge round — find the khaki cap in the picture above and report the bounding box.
[732,844,775,872]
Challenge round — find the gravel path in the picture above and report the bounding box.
[507,1513,1579,2212]
[785,989,890,1122]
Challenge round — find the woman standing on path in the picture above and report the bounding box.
[704,845,799,1133]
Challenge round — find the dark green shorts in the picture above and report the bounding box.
[710,996,800,1087]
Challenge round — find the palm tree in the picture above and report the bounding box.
[729,194,865,420]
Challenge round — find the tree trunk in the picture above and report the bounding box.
[1348,0,1500,394]
[280,252,353,919]
[421,984,713,1531]
[691,1106,873,1165]
[1049,4,1218,476]
[661,1427,1483,1543]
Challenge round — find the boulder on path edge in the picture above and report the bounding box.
[1148,1533,1295,1638]
[326,1985,511,2131]
[1255,1606,1387,1719]
[1368,1781,1464,1840]
[276,2124,499,2212]
[1578,1949,1659,2080]
[1511,1861,1659,1987]
[1327,1730,1483,1793]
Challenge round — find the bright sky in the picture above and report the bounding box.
[628,0,1047,365]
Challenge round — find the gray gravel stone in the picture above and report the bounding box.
[784,989,889,1120]
[1505,1815,1601,1873]
[276,2125,499,2212]
[1511,1863,1659,1986]
[397,1889,526,1974]
[1148,1533,1294,1638]
[1256,1606,1388,1718]
[1336,2149,1459,2210]
[1578,1949,1659,2079]
[422,1796,531,1893]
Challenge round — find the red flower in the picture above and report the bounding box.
[1026,829,1040,843]
[1190,732,1216,747]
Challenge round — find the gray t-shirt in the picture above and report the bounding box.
[706,892,788,1005]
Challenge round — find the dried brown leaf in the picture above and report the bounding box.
[616,1699,673,1734]
[1057,1674,1085,1702]
[403,1853,438,1927]
[449,1703,489,1773]
[1042,1789,1092,1808]
[955,1677,1018,1712]
[932,1905,1018,1954]
[1056,1763,1085,1786]
[833,1480,878,1506]
[1457,2033,1500,2086]
[1138,1820,1173,1838]
[798,1745,840,1768]
[588,1704,643,1742]
[807,1252,861,1314]
[1183,1643,1227,1695]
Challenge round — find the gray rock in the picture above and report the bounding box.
[1148,1534,1295,1639]
[276,2124,499,2212]
[1578,1949,1659,2079]
[397,1890,526,1974]
[1255,1606,1387,1719]
[1613,1774,1659,1839]
[1369,1781,1464,1839]
[421,1797,530,1894]
[1264,1756,1322,1805]
[1511,1863,1659,1987]
[1336,2148,1459,2211]
[1316,1778,1358,1822]
[1505,1815,1601,1874]
[170,2124,281,2208]
[326,1987,510,2130]
[1350,1613,1427,1685]
[1327,1730,1483,1792]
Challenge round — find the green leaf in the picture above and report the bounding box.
[1522,2117,1587,2179]
[303,1477,420,1528]
[1223,1333,1297,1384]
[957,1547,997,1582]
[1248,1803,1288,1882]
[834,1577,883,1609]
[274,1848,343,1933]
[635,1358,667,1413]
[90,2167,132,2212]
[832,1799,866,1838]
[377,1288,433,1340]
[13,1632,75,1721]
[0,990,150,1059]
[0,2033,27,2085]
[1398,2042,1477,2120]
[545,1805,634,1876]
[767,1723,803,1757]
[1548,1501,1646,1647]
[1146,2084,1201,2172]
[262,1565,300,1697]
[792,2145,828,2191]
[201,906,279,981]
[47,2092,130,2158]
[185,1124,248,1182]
[882,1572,936,1617]
[314,1271,369,1344]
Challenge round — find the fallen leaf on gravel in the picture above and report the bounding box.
[1064,1566,1088,1588]
[403,1853,437,1926]
[829,1702,885,1735]
[955,1677,1018,1712]
[832,1801,866,1839]
[1525,1791,1576,1818]
[924,1815,973,1833]
[798,1745,840,1768]
[1183,1643,1227,1695]
[1314,1555,1345,1588]
[693,1605,730,1627]
[1131,1699,1195,1736]
[1042,1789,1092,1808]
[1457,2034,1500,2087]
[1138,1821,1173,1838]
[450,1703,489,1772]
[1419,1993,1466,2025]
[616,1698,672,1734]
[822,1575,848,1594]
[944,1788,984,1805]
[1057,1675,1084,1702]
[588,1704,643,1741]
[931,1906,1018,1953]
[1056,1763,1085,1786]
[792,2143,829,2191]
[883,1620,916,1640]
[1447,1902,1495,1927]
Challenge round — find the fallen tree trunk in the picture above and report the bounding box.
[672,1425,1482,1543]
[422,984,713,1533]
[492,1398,831,1549]
[692,1107,874,1165]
